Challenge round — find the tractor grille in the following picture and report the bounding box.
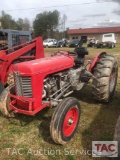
[14,73,32,98]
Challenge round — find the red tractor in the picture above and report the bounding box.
[0,37,118,145]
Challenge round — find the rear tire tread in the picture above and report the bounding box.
[92,54,118,102]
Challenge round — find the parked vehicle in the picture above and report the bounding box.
[43,39,57,47]
[0,38,118,145]
[0,29,32,50]
[96,33,116,48]
[87,39,96,47]
[69,39,79,47]
[57,40,67,47]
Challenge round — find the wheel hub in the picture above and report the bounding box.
[68,118,74,125]
[62,106,79,137]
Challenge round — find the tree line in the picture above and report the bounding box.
[0,10,69,39]
[0,11,30,31]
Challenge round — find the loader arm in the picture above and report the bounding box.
[0,37,44,84]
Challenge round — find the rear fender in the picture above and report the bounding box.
[89,52,107,73]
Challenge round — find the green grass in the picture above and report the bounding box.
[0,45,120,160]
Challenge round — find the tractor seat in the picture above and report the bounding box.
[74,47,88,56]
[74,47,89,64]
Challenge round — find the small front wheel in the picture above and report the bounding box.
[50,97,81,145]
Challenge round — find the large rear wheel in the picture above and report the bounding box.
[92,54,118,102]
[50,97,81,145]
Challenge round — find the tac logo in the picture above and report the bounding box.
[92,141,118,157]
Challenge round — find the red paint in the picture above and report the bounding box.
[89,52,107,73]
[9,94,50,115]
[62,107,79,137]
[10,54,74,115]
[13,55,74,76]
[68,26,120,35]
[0,37,44,84]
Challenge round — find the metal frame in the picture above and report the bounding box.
[0,29,32,49]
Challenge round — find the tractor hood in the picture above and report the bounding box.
[12,55,74,76]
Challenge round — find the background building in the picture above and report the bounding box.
[68,26,120,43]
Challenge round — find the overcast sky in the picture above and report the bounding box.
[0,0,120,29]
